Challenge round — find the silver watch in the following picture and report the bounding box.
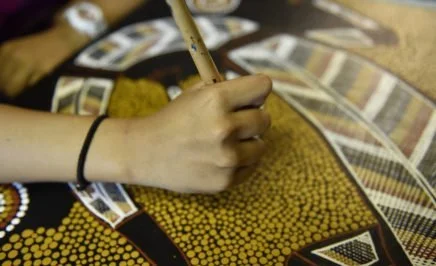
[63,2,108,38]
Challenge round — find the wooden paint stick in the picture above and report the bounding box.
[166,0,223,85]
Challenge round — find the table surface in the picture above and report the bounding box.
[2,0,435,265]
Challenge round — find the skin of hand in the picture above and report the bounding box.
[0,75,271,194]
[122,74,272,193]
[0,23,89,98]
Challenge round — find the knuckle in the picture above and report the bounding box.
[207,88,227,108]
[213,118,236,140]
[218,148,240,167]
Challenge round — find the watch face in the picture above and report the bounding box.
[77,5,100,22]
[187,0,242,14]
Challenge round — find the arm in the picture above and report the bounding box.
[0,75,272,194]
[0,104,128,184]
[59,0,145,26]
[0,0,146,98]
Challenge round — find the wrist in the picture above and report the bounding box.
[54,22,90,51]
[85,118,131,184]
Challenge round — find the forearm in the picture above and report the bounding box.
[56,0,145,27]
[87,0,145,26]
[0,105,127,184]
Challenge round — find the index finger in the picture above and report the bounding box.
[209,74,272,110]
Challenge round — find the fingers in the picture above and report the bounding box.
[217,138,266,168]
[234,139,266,167]
[208,74,272,111]
[231,109,271,139]
[231,165,257,187]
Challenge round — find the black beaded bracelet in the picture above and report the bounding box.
[76,114,108,191]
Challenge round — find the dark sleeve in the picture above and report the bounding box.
[0,92,8,104]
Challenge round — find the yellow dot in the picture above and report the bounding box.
[191,258,199,265]
[221,257,230,264]
[2,244,12,252]
[36,228,45,234]
[131,251,139,259]
[70,254,78,262]
[42,258,51,266]
[8,250,18,259]
[282,247,291,255]
[313,233,322,241]
[43,250,51,257]
[51,252,60,259]
[2,261,12,266]
[259,257,267,264]
[272,249,280,256]
[186,251,195,258]
[21,230,33,238]
[46,229,55,237]
[24,261,32,266]
[249,257,257,264]
[9,235,20,243]
[12,243,22,250]
[127,260,135,266]
[53,233,62,241]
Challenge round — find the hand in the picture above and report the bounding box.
[0,24,88,98]
[125,75,272,194]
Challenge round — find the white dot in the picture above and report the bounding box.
[17,212,25,218]
[11,218,20,225]
[6,225,14,232]
[0,231,5,238]
[0,207,5,212]
[22,199,29,204]
[21,194,28,199]
[19,205,28,211]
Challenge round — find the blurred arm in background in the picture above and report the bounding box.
[0,0,144,98]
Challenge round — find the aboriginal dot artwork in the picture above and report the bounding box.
[0,202,152,266]
[1,0,435,265]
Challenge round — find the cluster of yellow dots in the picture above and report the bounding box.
[108,77,169,118]
[123,89,377,265]
[0,202,150,266]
